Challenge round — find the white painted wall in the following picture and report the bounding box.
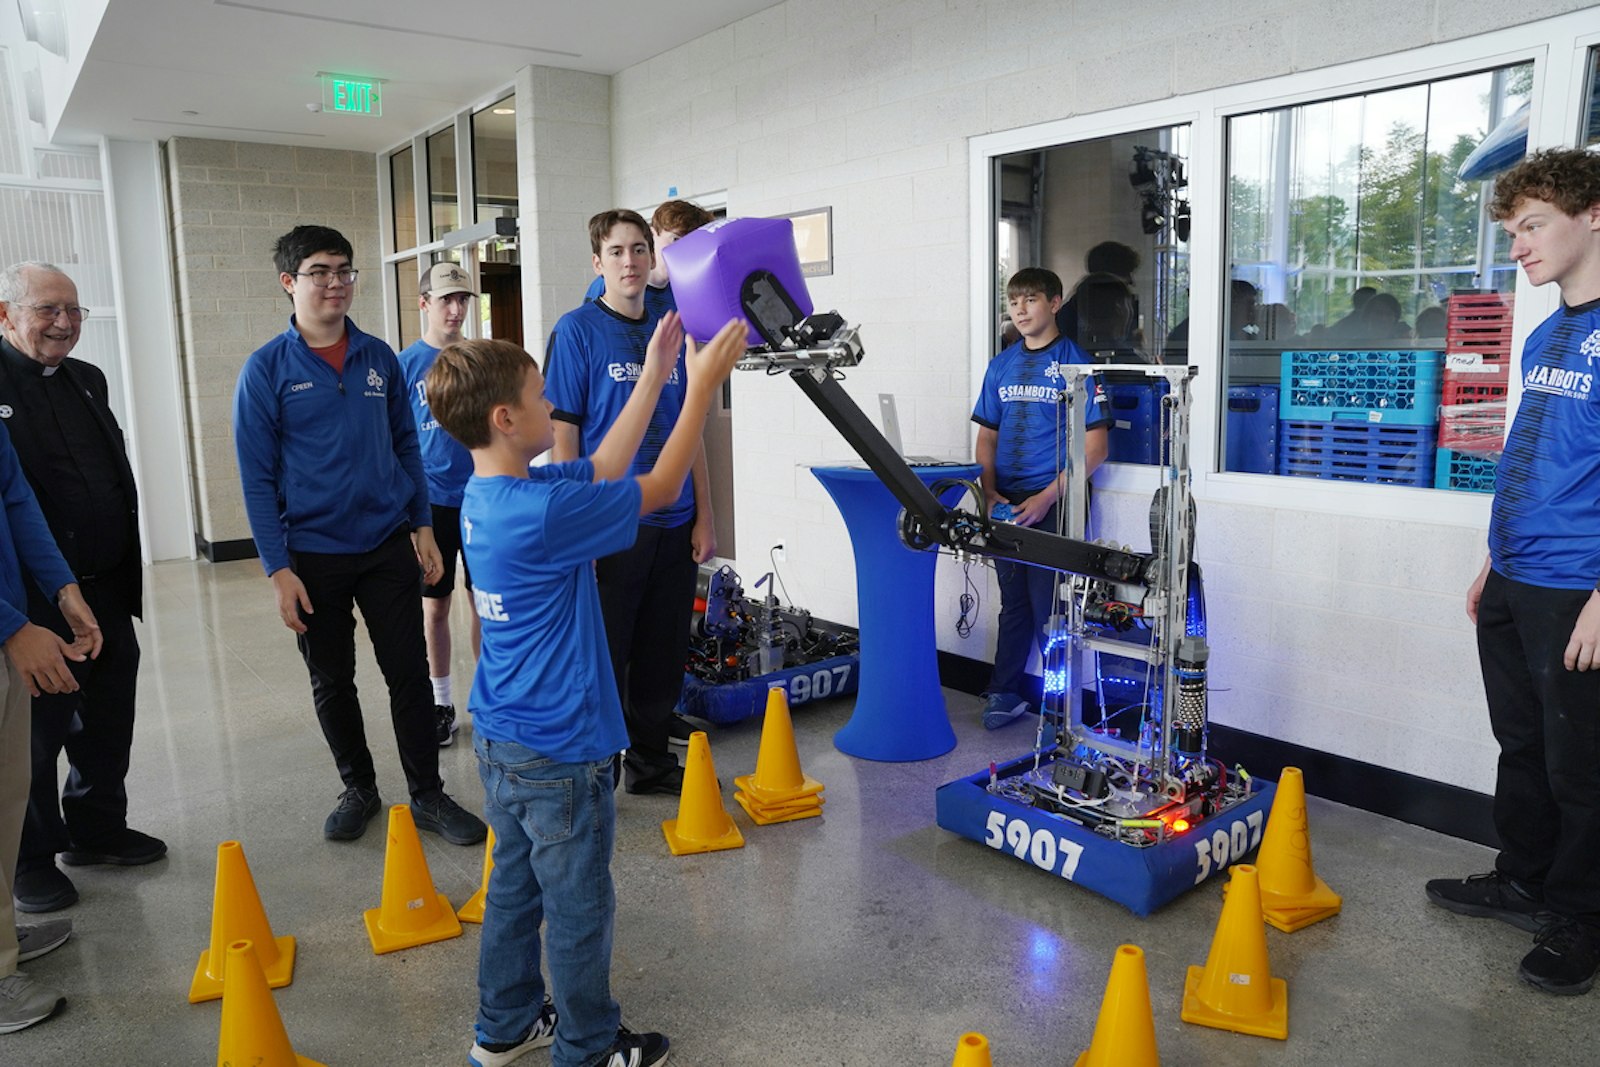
[608,0,1600,792]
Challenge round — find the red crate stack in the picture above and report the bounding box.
[1438,292,1512,455]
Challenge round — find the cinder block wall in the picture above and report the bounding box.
[607,0,1599,791]
[165,138,381,552]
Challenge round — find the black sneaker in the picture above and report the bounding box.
[411,790,487,845]
[12,866,77,913]
[59,827,167,867]
[1520,915,1600,995]
[1425,870,1545,932]
[467,996,557,1066]
[595,1026,670,1067]
[666,715,694,749]
[436,704,458,747]
[324,786,381,841]
[623,762,685,797]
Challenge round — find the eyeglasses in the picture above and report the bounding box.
[16,304,88,323]
[291,268,360,287]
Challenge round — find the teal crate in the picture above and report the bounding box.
[1434,448,1497,494]
[1280,350,1442,426]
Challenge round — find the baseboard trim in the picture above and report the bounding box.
[936,649,1496,848]
[196,535,258,564]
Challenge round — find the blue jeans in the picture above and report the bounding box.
[989,498,1063,698]
[474,735,620,1067]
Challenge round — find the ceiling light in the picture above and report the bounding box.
[492,107,515,115]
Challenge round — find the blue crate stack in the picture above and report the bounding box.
[1278,350,1442,487]
[1226,384,1278,474]
[1105,378,1169,465]
[1434,448,1498,494]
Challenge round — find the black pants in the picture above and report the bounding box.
[19,582,140,871]
[595,519,696,774]
[292,528,441,801]
[1478,569,1600,924]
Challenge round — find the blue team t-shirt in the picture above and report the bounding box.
[584,276,676,319]
[462,460,643,763]
[972,334,1110,494]
[1489,298,1600,589]
[397,339,474,508]
[544,298,694,527]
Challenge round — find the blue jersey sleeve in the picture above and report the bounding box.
[544,316,590,428]
[379,344,432,529]
[538,477,642,567]
[973,354,1004,428]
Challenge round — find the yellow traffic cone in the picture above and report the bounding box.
[457,828,495,924]
[738,685,824,801]
[1181,863,1288,1039]
[363,805,463,954]
[1255,767,1341,932]
[189,840,296,1004]
[1073,945,1160,1066]
[215,939,325,1067]
[951,1031,993,1067]
[663,732,744,856]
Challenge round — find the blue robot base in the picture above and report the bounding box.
[935,754,1279,916]
[677,654,860,726]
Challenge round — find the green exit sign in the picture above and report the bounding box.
[320,73,383,116]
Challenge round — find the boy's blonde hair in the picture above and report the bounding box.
[426,339,533,449]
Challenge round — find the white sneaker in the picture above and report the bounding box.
[467,997,557,1066]
[597,1026,670,1067]
[0,972,66,1034]
[17,918,72,963]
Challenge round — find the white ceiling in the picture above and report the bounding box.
[38,0,782,151]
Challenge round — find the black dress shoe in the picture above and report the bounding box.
[13,866,78,913]
[624,763,686,796]
[59,827,168,867]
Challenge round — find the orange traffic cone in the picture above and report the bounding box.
[215,939,325,1066]
[457,827,496,924]
[363,805,463,954]
[663,732,744,856]
[189,840,295,1004]
[1074,944,1160,1066]
[1181,863,1288,1040]
[733,685,824,825]
[1255,767,1341,932]
[951,1031,993,1067]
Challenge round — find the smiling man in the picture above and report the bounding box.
[0,261,157,917]
[1428,148,1600,996]
[398,262,481,749]
[544,209,713,796]
[233,226,485,848]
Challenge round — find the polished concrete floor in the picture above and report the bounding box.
[6,558,1598,1065]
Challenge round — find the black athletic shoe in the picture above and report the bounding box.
[1520,915,1600,995]
[411,790,487,845]
[1424,870,1545,933]
[666,715,694,749]
[324,786,381,841]
[12,867,77,913]
[59,827,167,867]
[596,1026,670,1067]
[623,763,685,797]
[436,704,458,747]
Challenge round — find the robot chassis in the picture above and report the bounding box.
[734,308,1274,914]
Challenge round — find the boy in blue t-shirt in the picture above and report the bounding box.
[1427,148,1600,996]
[425,312,746,1067]
[398,261,481,748]
[972,267,1109,730]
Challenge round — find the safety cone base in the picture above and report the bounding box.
[1180,963,1288,1040]
[662,816,744,855]
[457,888,487,924]
[190,933,295,1004]
[363,893,463,954]
[1261,893,1342,933]
[732,771,824,804]
[735,791,822,825]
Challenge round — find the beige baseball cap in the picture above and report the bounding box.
[420,262,477,297]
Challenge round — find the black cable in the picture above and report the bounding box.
[955,557,979,638]
[769,545,793,607]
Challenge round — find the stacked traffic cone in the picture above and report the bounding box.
[457,827,496,924]
[1074,944,1160,1066]
[663,732,745,856]
[733,685,824,825]
[363,805,463,954]
[950,1031,993,1067]
[189,840,296,1004]
[215,939,326,1066]
[1181,863,1288,1039]
[1255,767,1341,932]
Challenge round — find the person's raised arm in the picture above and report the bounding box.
[589,312,683,481]
[636,319,744,515]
